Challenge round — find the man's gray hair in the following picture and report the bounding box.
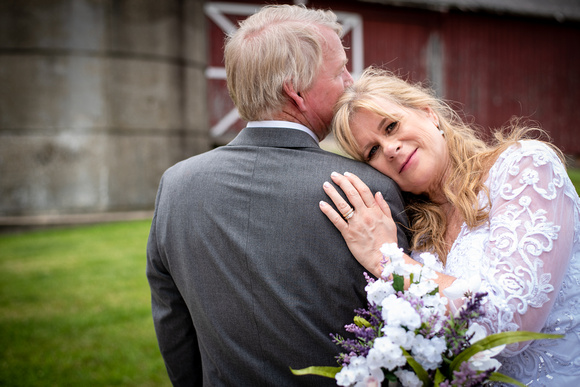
[225,4,342,121]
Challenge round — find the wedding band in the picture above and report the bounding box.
[343,208,355,220]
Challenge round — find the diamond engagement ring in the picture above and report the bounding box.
[343,208,355,220]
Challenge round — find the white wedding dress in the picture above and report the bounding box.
[413,140,580,386]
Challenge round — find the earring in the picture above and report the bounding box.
[439,129,445,136]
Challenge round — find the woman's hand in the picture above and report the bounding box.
[319,172,399,277]
[320,172,457,296]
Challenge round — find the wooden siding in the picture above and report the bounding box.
[206,0,580,155]
[441,12,580,154]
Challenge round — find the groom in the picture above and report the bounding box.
[146,4,409,386]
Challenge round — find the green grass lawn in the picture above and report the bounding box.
[1,168,579,387]
[0,220,171,387]
[568,167,580,196]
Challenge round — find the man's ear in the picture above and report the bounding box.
[283,81,307,112]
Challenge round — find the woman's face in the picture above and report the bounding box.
[350,98,449,198]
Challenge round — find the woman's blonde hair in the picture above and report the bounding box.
[224,4,342,121]
[333,67,562,264]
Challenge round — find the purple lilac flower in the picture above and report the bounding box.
[332,301,384,366]
[451,361,494,386]
[439,292,488,357]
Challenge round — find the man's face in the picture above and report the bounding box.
[301,27,353,139]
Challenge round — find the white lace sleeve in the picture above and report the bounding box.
[479,141,576,353]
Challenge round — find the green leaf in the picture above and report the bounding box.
[402,348,431,386]
[384,371,398,382]
[433,368,446,387]
[393,273,405,292]
[450,331,563,372]
[354,316,371,328]
[290,366,341,379]
[488,372,527,387]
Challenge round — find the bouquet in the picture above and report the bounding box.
[292,243,562,387]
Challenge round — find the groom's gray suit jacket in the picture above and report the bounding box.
[147,126,409,386]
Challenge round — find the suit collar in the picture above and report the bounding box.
[228,127,320,149]
[246,120,319,143]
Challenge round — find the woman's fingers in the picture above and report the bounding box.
[321,172,393,225]
[322,180,355,219]
[319,173,399,277]
[319,200,348,233]
[375,191,393,219]
[330,172,375,209]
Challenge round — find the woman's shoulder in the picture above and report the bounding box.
[487,139,574,202]
[501,139,557,156]
[493,139,563,172]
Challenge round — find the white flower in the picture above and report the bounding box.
[356,368,384,387]
[419,293,448,331]
[417,252,439,280]
[381,294,422,331]
[408,279,438,298]
[421,292,447,311]
[444,275,483,317]
[380,243,404,261]
[443,275,481,301]
[336,356,371,386]
[380,243,421,279]
[419,252,437,268]
[411,335,446,370]
[335,366,356,386]
[391,260,422,279]
[381,325,415,350]
[365,278,395,305]
[367,337,406,371]
[394,369,422,387]
[466,323,504,371]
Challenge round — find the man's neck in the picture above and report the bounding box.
[271,110,326,141]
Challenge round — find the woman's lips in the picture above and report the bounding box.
[399,149,417,173]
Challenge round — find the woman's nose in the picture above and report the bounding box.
[384,141,400,159]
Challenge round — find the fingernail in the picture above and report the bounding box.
[377,191,383,200]
[323,181,331,188]
[331,171,339,177]
[319,201,327,207]
[344,171,351,176]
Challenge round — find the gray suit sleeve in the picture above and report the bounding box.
[146,177,203,386]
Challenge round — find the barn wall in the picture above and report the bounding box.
[313,0,580,155]
[208,0,580,155]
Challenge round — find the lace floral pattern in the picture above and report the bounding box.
[414,140,580,385]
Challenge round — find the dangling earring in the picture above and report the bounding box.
[436,123,444,136]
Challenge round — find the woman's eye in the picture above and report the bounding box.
[367,145,379,160]
[386,121,398,133]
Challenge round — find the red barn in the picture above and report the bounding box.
[205,0,580,157]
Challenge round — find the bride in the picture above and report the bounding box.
[319,67,580,385]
